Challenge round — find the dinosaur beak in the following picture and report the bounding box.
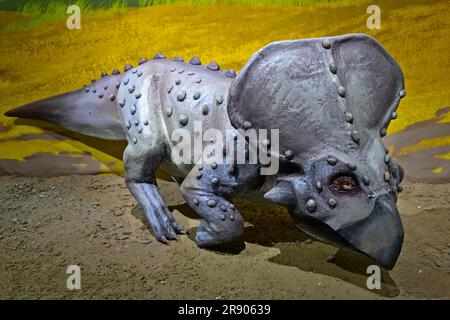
[337,194,404,269]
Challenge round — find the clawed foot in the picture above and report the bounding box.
[195,220,223,247]
[127,182,184,244]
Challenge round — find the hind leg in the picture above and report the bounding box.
[180,163,244,247]
[124,143,183,244]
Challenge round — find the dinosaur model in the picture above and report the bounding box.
[6,33,405,269]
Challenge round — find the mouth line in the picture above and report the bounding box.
[293,215,381,264]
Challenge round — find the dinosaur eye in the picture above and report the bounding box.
[329,174,359,194]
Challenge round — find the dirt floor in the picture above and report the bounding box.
[0,174,449,299]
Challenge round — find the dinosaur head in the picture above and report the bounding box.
[228,34,405,269]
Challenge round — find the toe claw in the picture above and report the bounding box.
[158,236,170,244]
[173,223,184,233]
[167,229,178,240]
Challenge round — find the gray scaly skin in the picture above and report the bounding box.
[6,33,406,269]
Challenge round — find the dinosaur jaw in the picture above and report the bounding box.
[292,194,404,270]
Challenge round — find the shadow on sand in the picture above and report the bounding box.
[168,199,401,298]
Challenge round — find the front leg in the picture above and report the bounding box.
[124,144,183,244]
[180,163,244,247]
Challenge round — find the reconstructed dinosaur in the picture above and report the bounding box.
[5,33,405,269]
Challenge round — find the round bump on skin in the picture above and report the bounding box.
[112,69,120,75]
[211,162,218,169]
[153,53,166,59]
[229,214,235,221]
[177,90,186,102]
[229,203,235,210]
[126,121,132,129]
[207,199,217,208]
[138,57,147,65]
[216,95,223,105]
[242,121,252,130]
[384,172,391,182]
[192,198,199,205]
[380,128,387,137]
[285,150,294,160]
[165,107,173,117]
[219,214,226,221]
[170,67,176,72]
[137,71,143,77]
[351,130,360,143]
[327,156,337,165]
[189,56,201,65]
[101,72,108,78]
[132,137,138,144]
[316,181,323,192]
[202,104,209,115]
[391,112,398,120]
[137,126,143,134]
[109,94,115,101]
[328,198,337,208]
[92,88,97,93]
[134,119,139,126]
[178,69,185,74]
[322,39,332,49]
[225,69,237,78]
[362,175,370,185]
[193,92,201,100]
[115,82,121,89]
[187,71,194,76]
[123,79,129,85]
[338,86,346,97]
[172,56,184,62]
[196,78,202,84]
[306,199,317,212]
[132,69,137,74]
[98,93,104,99]
[175,79,181,85]
[399,90,406,98]
[196,172,202,179]
[211,177,219,185]
[128,85,135,93]
[385,154,391,163]
[219,205,227,212]
[124,64,133,72]
[135,93,142,99]
[130,104,137,115]
[344,112,353,123]
[167,86,173,94]
[329,63,337,74]
[347,163,357,171]
[207,61,220,71]
[179,113,189,126]
[104,85,108,90]
[143,120,149,126]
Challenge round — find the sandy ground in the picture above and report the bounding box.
[0,174,449,300]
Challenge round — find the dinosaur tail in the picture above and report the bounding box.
[5,74,126,140]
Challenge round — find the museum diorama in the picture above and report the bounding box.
[0,0,448,301]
